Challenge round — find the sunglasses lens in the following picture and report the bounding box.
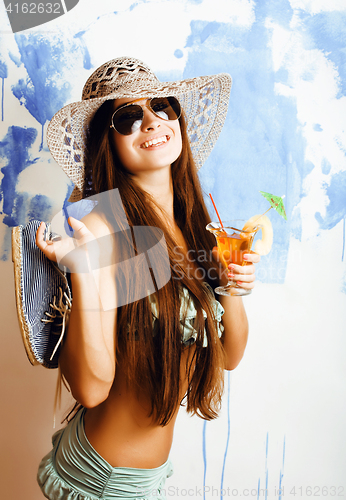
[111,97,181,135]
[150,97,181,121]
[112,105,143,135]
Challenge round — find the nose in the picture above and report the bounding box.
[141,105,161,132]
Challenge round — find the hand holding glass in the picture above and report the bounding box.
[206,220,261,296]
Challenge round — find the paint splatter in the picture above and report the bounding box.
[129,1,147,12]
[321,159,331,175]
[0,126,53,259]
[174,49,184,59]
[74,31,92,70]
[0,126,38,223]
[9,52,21,67]
[315,171,346,230]
[12,34,72,149]
[301,11,346,97]
[27,194,52,221]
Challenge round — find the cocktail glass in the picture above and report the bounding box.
[206,220,261,296]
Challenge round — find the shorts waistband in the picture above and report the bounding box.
[38,407,173,499]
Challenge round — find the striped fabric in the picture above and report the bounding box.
[12,220,72,369]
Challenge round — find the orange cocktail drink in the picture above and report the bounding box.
[216,230,254,267]
[206,221,260,296]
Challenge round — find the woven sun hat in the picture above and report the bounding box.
[47,56,232,202]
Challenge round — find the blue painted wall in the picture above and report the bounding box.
[0,0,345,281]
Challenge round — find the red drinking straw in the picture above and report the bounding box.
[209,193,224,228]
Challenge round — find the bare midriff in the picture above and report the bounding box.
[83,346,193,469]
[83,221,199,469]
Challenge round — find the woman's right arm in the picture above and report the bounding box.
[36,214,117,408]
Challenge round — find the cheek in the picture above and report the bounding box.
[112,133,133,167]
[174,128,183,158]
[176,137,183,159]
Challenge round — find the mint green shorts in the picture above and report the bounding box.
[37,407,173,500]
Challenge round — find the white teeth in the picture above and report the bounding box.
[142,136,168,148]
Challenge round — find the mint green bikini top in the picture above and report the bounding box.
[149,282,224,347]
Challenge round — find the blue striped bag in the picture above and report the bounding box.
[12,220,72,369]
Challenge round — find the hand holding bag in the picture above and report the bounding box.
[12,220,72,369]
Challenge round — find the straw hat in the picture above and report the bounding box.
[47,56,232,202]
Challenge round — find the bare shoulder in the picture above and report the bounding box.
[81,205,114,238]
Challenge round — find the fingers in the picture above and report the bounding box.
[35,221,45,249]
[227,261,256,289]
[228,264,255,280]
[212,246,260,289]
[35,222,57,262]
[35,221,51,250]
[243,251,260,264]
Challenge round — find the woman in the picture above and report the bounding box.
[36,57,260,500]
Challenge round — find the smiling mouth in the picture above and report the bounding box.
[140,135,169,149]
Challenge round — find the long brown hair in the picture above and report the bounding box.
[83,99,226,425]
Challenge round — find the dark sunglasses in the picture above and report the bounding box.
[110,97,181,136]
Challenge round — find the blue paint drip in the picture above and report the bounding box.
[0,61,8,78]
[202,420,207,500]
[265,433,268,500]
[257,478,261,500]
[278,436,286,500]
[283,436,286,468]
[1,77,4,122]
[0,61,7,121]
[220,371,231,500]
[12,35,71,148]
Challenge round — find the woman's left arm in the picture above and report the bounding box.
[218,251,260,370]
